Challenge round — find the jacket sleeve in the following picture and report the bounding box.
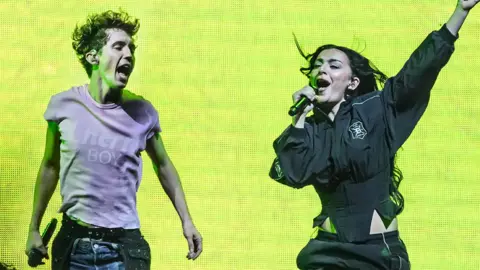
[269,119,330,189]
[381,24,457,153]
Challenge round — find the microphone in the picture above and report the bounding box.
[288,95,312,116]
[288,76,318,116]
[28,218,58,267]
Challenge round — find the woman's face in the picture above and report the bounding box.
[310,48,359,104]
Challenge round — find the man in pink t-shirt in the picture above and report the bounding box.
[25,10,202,270]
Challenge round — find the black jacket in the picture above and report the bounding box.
[269,24,457,243]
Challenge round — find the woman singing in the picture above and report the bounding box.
[269,1,478,269]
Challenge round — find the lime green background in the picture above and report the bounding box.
[1,1,479,269]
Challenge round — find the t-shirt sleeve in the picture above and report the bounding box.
[43,95,60,123]
[146,108,161,140]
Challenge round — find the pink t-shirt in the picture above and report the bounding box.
[44,84,161,229]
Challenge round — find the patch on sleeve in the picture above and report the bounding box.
[270,157,285,181]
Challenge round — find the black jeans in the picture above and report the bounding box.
[296,230,410,270]
[51,214,151,270]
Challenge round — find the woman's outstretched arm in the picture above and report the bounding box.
[446,0,478,36]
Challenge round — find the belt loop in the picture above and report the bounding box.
[70,238,81,256]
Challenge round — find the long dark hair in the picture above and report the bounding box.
[294,36,405,214]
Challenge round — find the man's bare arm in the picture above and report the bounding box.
[28,121,60,232]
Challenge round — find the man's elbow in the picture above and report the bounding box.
[41,156,59,173]
[149,153,169,173]
[156,162,178,182]
[37,162,60,186]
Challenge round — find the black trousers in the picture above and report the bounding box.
[296,230,410,270]
[51,214,151,270]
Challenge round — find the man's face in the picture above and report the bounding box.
[96,29,136,89]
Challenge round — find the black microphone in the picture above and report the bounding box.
[288,95,312,116]
[28,218,58,267]
[288,76,318,116]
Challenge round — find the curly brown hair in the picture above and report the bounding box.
[72,10,140,77]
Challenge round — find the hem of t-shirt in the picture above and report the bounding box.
[81,84,120,110]
[146,129,161,140]
[65,211,140,229]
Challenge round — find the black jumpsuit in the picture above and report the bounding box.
[269,24,457,270]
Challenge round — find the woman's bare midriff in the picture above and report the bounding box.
[320,210,398,234]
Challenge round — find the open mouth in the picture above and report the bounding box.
[116,63,132,81]
[316,78,331,91]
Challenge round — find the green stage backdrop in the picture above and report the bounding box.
[1,0,479,269]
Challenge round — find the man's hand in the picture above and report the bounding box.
[25,230,48,264]
[459,0,480,11]
[183,222,202,260]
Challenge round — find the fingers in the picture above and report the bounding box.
[302,104,315,114]
[291,85,318,117]
[293,85,316,103]
[186,236,194,259]
[191,235,203,260]
[25,245,48,257]
[35,247,49,258]
[186,234,203,260]
[34,245,49,258]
